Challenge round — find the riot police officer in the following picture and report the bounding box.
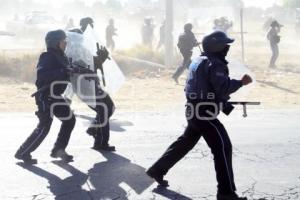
[15,30,76,164]
[74,17,116,151]
[172,23,199,84]
[146,31,252,200]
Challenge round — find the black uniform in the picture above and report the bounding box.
[71,20,115,150]
[148,53,242,194]
[173,29,198,82]
[87,81,115,149]
[15,48,76,161]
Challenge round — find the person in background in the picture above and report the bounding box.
[172,23,199,84]
[106,18,117,51]
[267,20,283,69]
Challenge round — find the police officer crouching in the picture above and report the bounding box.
[146,31,252,200]
[15,30,76,164]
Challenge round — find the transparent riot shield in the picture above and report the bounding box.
[83,25,125,95]
[64,31,97,108]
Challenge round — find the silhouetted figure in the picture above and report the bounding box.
[213,17,233,33]
[106,18,117,51]
[172,23,199,84]
[157,20,165,50]
[141,17,155,48]
[267,20,283,68]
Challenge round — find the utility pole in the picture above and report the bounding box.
[165,0,174,68]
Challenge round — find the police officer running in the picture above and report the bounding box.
[172,23,200,84]
[146,31,252,200]
[15,30,76,164]
[70,17,116,151]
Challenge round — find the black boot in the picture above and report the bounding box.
[92,144,116,152]
[15,150,37,165]
[217,193,247,200]
[51,149,73,162]
[146,168,169,187]
[86,127,97,138]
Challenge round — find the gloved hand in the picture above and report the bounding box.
[222,103,235,115]
[96,46,110,63]
[241,74,252,86]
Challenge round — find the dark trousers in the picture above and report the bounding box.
[88,88,115,147]
[269,42,279,68]
[173,51,192,80]
[148,110,236,195]
[16,95,76,156]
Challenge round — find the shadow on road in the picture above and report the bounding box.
[16,152,153,200]
[88,151,154,199]
[152,186,193,200]
[76,114,134,132]
[17,161,90,200]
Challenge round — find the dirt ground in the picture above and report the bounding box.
[0,63,299,113]
[0,23,300,113]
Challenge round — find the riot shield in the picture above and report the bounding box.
[83,25,125,95]
[64,31,97,108]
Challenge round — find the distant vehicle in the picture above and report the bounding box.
[6,11,64,40]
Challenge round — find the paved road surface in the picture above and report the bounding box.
[0,108,299,200]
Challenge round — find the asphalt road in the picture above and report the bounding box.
[0,108,299,200]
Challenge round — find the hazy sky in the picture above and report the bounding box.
[33,0,281,9]
[243,0,281,8]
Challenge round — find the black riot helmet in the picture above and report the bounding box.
[202,31,234,53]
[184,23,193,32]
[45,29,66,50]
[80,17,94,32]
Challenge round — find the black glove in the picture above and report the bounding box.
[96,46,109,63]
[222,103,235,115]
